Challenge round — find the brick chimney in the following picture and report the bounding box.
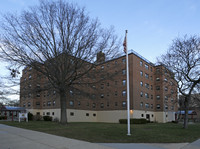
[96,51,105,64]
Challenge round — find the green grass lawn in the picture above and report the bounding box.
[0,121,200,143]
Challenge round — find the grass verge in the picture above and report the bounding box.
[0,121,200,143]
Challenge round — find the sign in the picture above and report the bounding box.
[19,113,28,122]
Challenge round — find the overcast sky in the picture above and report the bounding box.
[1,0,200,71]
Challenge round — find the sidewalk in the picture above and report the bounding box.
[0,124,199,149]
[0,124,114,149]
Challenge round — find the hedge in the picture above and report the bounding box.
[43,116,52,121]
[119,118,148,124]
[0,116,6,120]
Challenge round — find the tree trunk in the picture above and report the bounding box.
[60,91,67,124]
[183,97,189,129]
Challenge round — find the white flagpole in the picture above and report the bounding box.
[125,30,131,136]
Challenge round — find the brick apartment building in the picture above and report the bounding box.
[20,50,178,123]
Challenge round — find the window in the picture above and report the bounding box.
[140,91,143,97]
[156,77,160,81]
[165,96,168,100]
[46,112,50,116]
[145,103,149,108]
[28,93,32,98]
[92,103,96,108]
[115,91,118,96]
[122,101,126,107]
[171,106,174,110]
[140,102,143,108]
[171,98,174,102]
[36,102,40,106]
[156,104,161,110]
[122,80,126,86]
[145,73,149,79]
[101,84,104,89]
[36,84,40,88]
[156,95,160,100]
[145,93,149,98]
[78,101,81,106]
[140,71,143,76]
[165,87,168,91]
[165,105,168,110]
[107,102,109,107]
[53,90,56,95]
[69,101,74,106]
[145,83,149,89]
[101,65,104,70]
[100,103,104,108]
[151,85,153,90]
[140,61,143,66]
[122,69,126,75]
[156,86,160,90]
[115,102,118,106]
[36,93,40,97]
[70,112,74,116]
[28,102,31,107]
[52,112,54,116]
[101,94,104,98]
[70,90,73,96]
[140,81,143,87]
[141,114,144,117]
[164,78,168,82]
[93,113,96,117]
[151,104,153,109]
[43,112,45,116]
[145,64,149,70]
[122,90,126,96]
[171,89,174,94]
[47,101,51,106]
[29,74,32,79]
[122,58,126,64]
[151,95,153,99]
[156,68,160,73]
[115,61,118,65]
[43,102,46,107]
[107,82,109,86]
[107,93,109,97]
[86,113,89,116]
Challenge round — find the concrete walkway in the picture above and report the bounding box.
[100,143,188,149]
[0,124,199,149]
[0,124,114,149]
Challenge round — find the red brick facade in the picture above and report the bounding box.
[20,51,178,121]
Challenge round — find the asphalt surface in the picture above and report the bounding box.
[0,124,199,149]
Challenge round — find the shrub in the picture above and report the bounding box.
[28,112,33,121]
[119,118,148,124]
[53,117,59,122]
[171,120,178,124]
[0,116,6,120]
[33,115,43,121]
[43,116,52,121]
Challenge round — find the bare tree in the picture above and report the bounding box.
[0,0,121,124]
[158,35,200,128]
